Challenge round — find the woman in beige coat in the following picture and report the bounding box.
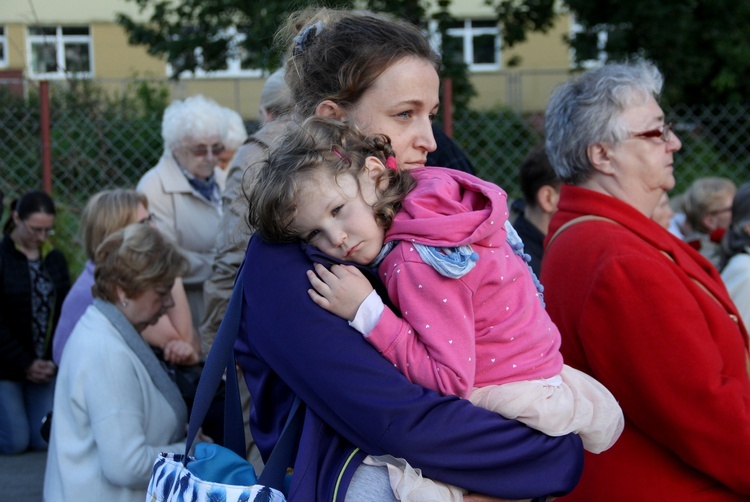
[137,94,227,331]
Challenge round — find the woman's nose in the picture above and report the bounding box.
[417,121,437,153]
[668,130,682,152]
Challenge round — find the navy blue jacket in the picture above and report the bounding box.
[234,236,583,501]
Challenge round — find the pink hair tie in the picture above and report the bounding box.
[332,147,350,164]
[385,156,398,171]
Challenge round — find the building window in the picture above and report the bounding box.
[167,26,262,79]
[433,19,501,72]
[570,19,608,69]
[27,26,92,78]
[0,27,7,68]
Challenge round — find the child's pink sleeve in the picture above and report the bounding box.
[369,258,476,398]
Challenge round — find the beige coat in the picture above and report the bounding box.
[137,154,221,326]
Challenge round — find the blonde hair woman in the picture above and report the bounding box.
[53,189,199,366]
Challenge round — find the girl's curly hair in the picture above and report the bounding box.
[245,115,416,243]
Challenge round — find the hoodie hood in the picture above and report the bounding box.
[386,167,509,247]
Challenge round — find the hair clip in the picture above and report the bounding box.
[332,146,350,165]
[293,21,325,56]
[385,156,398,171]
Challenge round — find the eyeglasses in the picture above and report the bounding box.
[22,221,55,238]
[189,143,225,157]
[630,123,674,143]
[138,213,155,225]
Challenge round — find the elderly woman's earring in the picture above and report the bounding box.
[121,301,128,308]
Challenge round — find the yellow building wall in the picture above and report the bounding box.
[504,14,571,69]
[92,23,166,78]
[4,24,26,69]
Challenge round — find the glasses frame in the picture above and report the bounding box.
[189,143,225,158]
[630,123,674,143]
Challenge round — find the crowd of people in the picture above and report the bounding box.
[0,6,748,502]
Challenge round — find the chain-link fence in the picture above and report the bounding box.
[1,77,748,277]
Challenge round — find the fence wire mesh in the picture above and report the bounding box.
[1,78,748,276]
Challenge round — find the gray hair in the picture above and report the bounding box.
[222,107,248,151]
[681,177,737,232]
[545,60,664,184]
[260,68,292,120]
[161,94,227,153]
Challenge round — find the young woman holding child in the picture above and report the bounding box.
[234,8,585,501]
[247,115,623,500]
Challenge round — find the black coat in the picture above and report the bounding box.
[0,235,70,380]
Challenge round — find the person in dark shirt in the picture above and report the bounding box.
[427,124,475,175]
[513,145,561,276]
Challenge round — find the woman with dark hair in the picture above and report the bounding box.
[0,190,70,454]
[720,182,750,328]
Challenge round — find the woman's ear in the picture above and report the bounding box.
[587,143,615,175]
[315,100,345,119]
[115,285,129,306]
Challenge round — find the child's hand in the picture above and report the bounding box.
[307,263,374,321]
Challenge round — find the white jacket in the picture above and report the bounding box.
[44,305,186,502]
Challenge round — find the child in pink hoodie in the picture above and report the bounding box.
[247,116,623,500]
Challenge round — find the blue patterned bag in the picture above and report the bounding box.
[146,451,285,502]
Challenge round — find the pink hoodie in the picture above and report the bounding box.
[369,167,563,398]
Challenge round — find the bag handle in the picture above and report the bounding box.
[185,277,246,458]
[184,269,305,494]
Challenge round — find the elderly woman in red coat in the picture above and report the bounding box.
[541,60,750,500]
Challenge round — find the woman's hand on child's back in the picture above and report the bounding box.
[307,263,373,321]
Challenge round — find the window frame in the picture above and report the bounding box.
[26,25,93,79]
[431,19,502,72]
[0,26,7,68]
[167,26,262,79]
[570,19,608,69]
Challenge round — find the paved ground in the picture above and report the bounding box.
[0,450,46,501]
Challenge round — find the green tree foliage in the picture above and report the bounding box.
[486,0,557,67]
[565,0,750,105]
[116,0,485,111]
[117,0,431,75]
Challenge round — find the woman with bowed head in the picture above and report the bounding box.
[541,60,750,500]
[137,94,226,335]
[0,190,70,454]
[44,224,195,502]
[52,189,199,366]
[234,8,583,502]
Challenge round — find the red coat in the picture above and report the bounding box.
[542,185,750,501]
